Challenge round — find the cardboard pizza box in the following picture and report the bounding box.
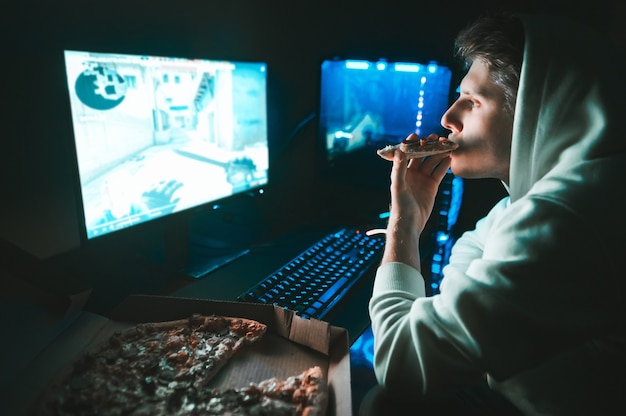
[1,237,92,319]
[0,259,91,401]
[5,294,352,416]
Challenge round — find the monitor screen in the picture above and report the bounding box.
[63,50,269,241]
[318,58,452,164]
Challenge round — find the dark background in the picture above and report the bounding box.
[1,0,624,278]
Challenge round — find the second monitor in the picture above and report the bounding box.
[318,58,452,168]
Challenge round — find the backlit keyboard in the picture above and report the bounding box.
[237,228,385,320]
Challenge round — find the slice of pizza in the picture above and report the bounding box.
[150,314,268,386]
[377,135,458,159]
[201,366,329,416]
[40,314,268,415]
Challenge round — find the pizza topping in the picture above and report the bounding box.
[401,136,456,150]
[415,135,447,146]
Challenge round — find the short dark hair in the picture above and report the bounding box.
[454,15,525,118]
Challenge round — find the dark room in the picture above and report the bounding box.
[2,0,625,414]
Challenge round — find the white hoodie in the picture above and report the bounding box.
[369,14,626,415]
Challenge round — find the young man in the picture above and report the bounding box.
[368,13,626,415]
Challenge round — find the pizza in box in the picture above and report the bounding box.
[39,313,328,415]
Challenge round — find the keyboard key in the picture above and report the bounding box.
[318,277,348,303]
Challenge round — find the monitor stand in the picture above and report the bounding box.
[159,215,250,280]
[182,241,249,279]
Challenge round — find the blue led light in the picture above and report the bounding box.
[447,175,464,229]
[394,62,421,72]
[345,60,370,70]
[349,327,375,368]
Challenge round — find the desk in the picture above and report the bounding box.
[165,226,381,413]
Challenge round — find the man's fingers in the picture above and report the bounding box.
[390,150,408,186]
[431,156,451,182]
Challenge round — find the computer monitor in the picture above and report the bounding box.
[63,50,269,276]
[318,58,452,168]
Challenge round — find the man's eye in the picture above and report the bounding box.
[462,99,476,109]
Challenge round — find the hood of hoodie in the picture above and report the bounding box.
[509,15,626,206]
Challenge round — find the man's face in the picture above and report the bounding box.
[441,60,513,184]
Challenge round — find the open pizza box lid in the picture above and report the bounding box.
[5,294,352,416]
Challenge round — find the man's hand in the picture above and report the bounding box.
[392,153,451,232]
[381,134,451,269]
[388,134,452,232]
